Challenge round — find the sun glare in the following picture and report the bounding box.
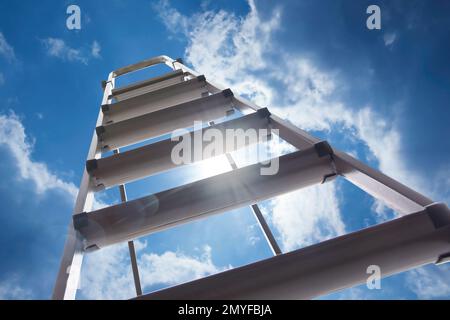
[193,155,233,180]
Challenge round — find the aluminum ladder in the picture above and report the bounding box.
[53,55,450,300]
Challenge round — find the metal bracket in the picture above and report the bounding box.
[222,88,234,98]
[436,252,450,265]
[172,57,184,69]
[226,109,235,116]
[101,104,110,113]
[86,159,98,174]
[95,126,106,138]
[321,173,338,184]
[314,141,338,183]
[314,140,334,158]
[73,212,89,230]
[101,80,112,90]
[426,202,450,229]
[256,107,271,119]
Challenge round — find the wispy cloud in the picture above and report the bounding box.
[0,112,78,198]
[406,265,450,299]
[40,38,101,65]
[91,40,101,59]
[41,38,87,64]
[139,244,227,289]
[264,183,345,251]
[0,112,107,207]
[80,242,228,299]
[0,112,109,299]
[383,32,397,47]
[0,72,4,86]
[331,287,369,300]
[0,277,33,300]
[0,32,16,62]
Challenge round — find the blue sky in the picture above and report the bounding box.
[0,0,449,299]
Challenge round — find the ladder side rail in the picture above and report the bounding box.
[52,73,116,300]
[334,151,433,214]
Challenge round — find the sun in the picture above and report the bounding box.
[193,154,233,181]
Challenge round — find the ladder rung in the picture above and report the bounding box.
[96,90,235,152]
[111,69,185,101]
[103,75,210,124]
[74,143,336,250]
[87,110,272,190]
[134,203,450,299]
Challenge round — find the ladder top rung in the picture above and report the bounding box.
[111,69,186,97]
[102,74,207,115]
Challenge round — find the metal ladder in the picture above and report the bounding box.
[53,55,450,300]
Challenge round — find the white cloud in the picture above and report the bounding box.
[155,0,190,35]
[383,32,397,47]
[41,38,87,64]
[139,244,226,287]
[79,242,136,300]
[0,277,33,300]
[80,242,227,299]
[0,112,107,210]
[406,265,450,299]
[41,38,101,65]
[0,32,16,62]
[264,183,345,251]
[0,112,112,299]
[354,108,406,182]
[246,223,261,246]
[0,112,78,198]
[156,0,280,106]
[332,287,368,300]
[91,40,101,59]
[0,72,4,86]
